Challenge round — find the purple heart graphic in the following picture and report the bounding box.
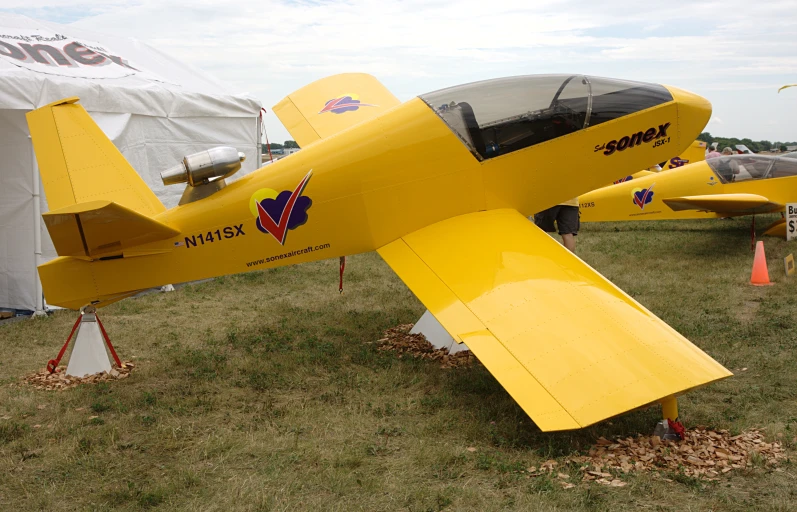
[256,192,312,235]
[632,184,655,209]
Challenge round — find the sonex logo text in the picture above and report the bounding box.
[596,123,671,156]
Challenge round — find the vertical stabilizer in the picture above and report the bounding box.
[272,73,400,148]
[26,98,165,216]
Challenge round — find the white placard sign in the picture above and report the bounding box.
[787,203,797,242]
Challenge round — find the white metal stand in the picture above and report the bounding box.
[411,310,470,354]
[65,312,112,377]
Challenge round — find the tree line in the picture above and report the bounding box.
[262,140,299,151]
[698,132,796,153]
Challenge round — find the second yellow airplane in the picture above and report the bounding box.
[28,73,729,432]
[609,140,707,185]
[580,152,797,238]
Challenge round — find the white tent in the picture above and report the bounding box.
[0,14,263,313]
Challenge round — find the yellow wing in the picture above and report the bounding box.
[272,73,400,148]
[378,209,731,431]
[26,98,165,216]
[663,193,782,214]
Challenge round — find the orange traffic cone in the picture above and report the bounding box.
[750,241,773,286]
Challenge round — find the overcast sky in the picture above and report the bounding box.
[3,0,796,144]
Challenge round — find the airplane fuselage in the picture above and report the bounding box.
[28,75,733,434]
[580,159,797,222]
[39,81,711,308]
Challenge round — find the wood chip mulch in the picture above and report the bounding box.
[380,326,789,484]
[376,324,476,369]
[562,427,787,483]
[22,362,136,391]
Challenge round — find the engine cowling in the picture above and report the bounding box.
[161,147,246,187]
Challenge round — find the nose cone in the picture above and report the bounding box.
[664,85,712,144]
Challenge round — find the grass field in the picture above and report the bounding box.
[1,216,796,511]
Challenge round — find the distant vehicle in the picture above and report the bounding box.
[707,142,754,154]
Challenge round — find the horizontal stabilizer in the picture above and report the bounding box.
[763,218,787,237]
[378,209,731,431]
[663,193,781,213]
[43,200,180,259]
[273,73,400,148]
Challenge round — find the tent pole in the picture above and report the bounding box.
[256,114,263,166]
[29,136,45,317]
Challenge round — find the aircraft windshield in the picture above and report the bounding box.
[420,74,672,160]
[707,154,797,183]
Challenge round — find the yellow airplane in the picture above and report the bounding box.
[28,73,730,432]
[611,140,707,184]
[580,152,797,238]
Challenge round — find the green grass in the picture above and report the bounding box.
[1,215,796,511]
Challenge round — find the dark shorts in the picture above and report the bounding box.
[534,205,579,235]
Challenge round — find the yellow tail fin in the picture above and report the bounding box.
[27,97,165,216]
[272,73,400,148]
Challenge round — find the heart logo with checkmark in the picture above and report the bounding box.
[631,183,655,210]
[251,170,313,245]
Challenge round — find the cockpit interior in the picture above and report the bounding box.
[708,153,797,183]
[420,74,673,160]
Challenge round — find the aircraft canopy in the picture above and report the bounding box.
[708,154,797,183]
[420,74,672,160]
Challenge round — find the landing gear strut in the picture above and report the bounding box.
[750,215,756,251]
[654,395,685,440]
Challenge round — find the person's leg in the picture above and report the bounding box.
[555,206,579,253]
[533,206,559,233]
[561,233,576,252]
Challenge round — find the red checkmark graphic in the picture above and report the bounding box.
[256,170,312,245]
[634,183,655,209]
[319,97,376,114]
[319,97,344,114]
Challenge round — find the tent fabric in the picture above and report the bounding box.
[0,14,263,311]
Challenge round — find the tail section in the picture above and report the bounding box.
[28,98,178,308]
[272,73,400,148]
[27,97,165,216]
[663,140,706,169]
[37,257,140,310]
